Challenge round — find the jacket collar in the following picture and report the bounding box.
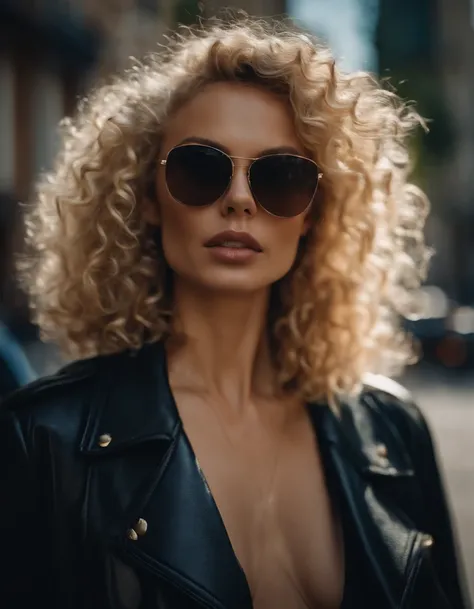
[79,341,422,609]
[80,342,179,456]
[312,392,414,478]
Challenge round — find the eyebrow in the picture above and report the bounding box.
[176,136,302,157]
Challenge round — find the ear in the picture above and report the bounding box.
[143,197,160,227]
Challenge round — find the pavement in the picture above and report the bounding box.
[402,366,474,602]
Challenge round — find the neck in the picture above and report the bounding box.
[166,279,277,409]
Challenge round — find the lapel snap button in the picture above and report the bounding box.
[375,443,389,467]
[98,433,112,447]
[127,528,138,541]
[421,534,434,548]
[135,518,148,536]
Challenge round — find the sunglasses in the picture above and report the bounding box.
[159,144,322,218]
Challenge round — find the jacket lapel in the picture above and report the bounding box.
[309,396,429,609]
[122,431,253,609]
[80,342,252,609]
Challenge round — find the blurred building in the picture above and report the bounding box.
[0,0,179,200]
[436,0,474,304]
[377,0,474,305]
[1,0,96,199]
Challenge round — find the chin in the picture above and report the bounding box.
[196,268,277,294]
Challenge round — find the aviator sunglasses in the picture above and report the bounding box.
[160,143,322,218]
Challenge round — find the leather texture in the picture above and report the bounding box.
[0,341,470,609]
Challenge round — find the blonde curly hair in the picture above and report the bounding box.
[21,15,431,402]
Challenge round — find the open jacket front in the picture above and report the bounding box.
[0,342,470,609]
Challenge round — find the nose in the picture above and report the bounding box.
[219,163,257,217]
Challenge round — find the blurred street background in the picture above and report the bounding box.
[0,0,473,599]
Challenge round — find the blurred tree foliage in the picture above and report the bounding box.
[376,0,455,174]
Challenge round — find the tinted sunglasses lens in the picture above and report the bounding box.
[250,155,319,218]
[165,145,232,207]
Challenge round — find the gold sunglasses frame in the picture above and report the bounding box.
[159,143,323,218]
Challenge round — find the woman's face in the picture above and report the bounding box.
[149,81,311,294]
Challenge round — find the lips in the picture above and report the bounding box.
[204,231,263,252]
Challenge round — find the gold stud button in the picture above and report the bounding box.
[98,433,112,448]
[135,518,148,536]
[376,443,388,458]
[421,534,434,548]
[127,528,138,541]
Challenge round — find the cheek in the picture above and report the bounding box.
[275,216,306,252]
[157,197,210,276]
[280,234,303,269]
[155,182,187,267]
[159,205,191,268]
[268,220,307,275]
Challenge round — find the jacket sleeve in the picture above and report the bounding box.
[403,400,471,609]
[0,408,53,607]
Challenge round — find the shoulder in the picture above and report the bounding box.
[0,349,126,426]
[362,372,414,405]
[359,372,433,452]
[0,341,164,426]
[362,372,424,420]
[331,373,439,482]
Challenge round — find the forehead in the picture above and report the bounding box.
[161,81,304,156]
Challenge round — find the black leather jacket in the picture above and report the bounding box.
[0,342,470,609]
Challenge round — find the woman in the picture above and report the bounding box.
[0,16,469,609]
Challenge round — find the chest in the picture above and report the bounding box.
[176,396,345,609]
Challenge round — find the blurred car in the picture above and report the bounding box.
[404,286,474,371]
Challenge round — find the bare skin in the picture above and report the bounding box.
[145,81,345,608]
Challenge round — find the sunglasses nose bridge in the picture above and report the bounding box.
[230,158,250,171]
[220,160,257,216]
[227,157,252,191]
